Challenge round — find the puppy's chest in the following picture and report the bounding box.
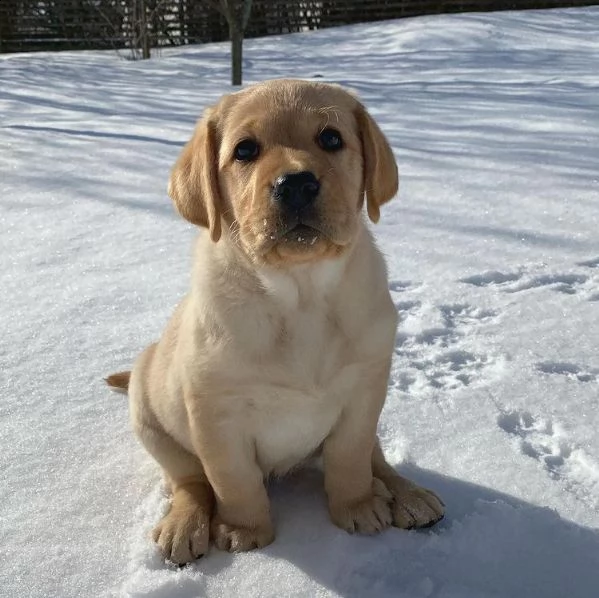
[275,308,349,381]
[253,308,370,472]
[252,382,341,476]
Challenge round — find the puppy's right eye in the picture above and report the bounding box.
[317,128,343,152]
[234,139,260,162]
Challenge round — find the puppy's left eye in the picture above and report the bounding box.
[234,139,260,162]
[317,128,343,152]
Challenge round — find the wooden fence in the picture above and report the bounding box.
[0,0,596,54]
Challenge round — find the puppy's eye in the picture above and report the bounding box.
[234,139,260,162]
[317,128,343,152]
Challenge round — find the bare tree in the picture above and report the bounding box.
[212,0,253,86]
[132,0,151,59]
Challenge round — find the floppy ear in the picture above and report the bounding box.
[356,105,399,223]
[168,107,222,242]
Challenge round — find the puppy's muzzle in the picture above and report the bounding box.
[272,171,320,212]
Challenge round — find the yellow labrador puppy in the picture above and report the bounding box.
[107,79,444,564]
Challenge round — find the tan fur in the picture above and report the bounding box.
[108,80,443,564]
[105,371,130,393]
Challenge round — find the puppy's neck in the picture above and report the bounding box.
[254,224,368,311]
[256,257,347,311]
[197,221,367,312]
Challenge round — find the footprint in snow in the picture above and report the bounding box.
[389,280,417,293]
[439,303,498,328]
[459,271,522,288]
[505,273,588,295]
[392,300,497,394]
[394,299,421,316]
[497,409,599,509]
[536,361,597,383]
[411,350,488,389]
[574,259,599,300]
[461,268,590,296]
[577,257,599,269]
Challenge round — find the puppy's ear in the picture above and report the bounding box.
[356,105,399,223]
[168,107,222,242]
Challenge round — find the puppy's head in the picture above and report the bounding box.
[168,80,398,266]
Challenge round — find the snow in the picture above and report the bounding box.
[2,6,599,598]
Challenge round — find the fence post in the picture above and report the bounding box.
[134,0,151,59]
[221,0,253,86]
[141,0,150,59]
[230,22,243,86]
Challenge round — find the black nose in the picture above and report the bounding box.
[272,171,320,211]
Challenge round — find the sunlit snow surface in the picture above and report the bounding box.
[1,7,599,598]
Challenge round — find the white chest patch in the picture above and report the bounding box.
[244,259,356,474]
[257,259,346,311]
[251,385,342,475]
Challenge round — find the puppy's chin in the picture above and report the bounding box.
[269,238,343,267]
[246,225,350,267]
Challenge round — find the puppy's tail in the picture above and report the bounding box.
[105,371,131,395]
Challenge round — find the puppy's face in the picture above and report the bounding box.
[218,84,364,265]
[168,80,398,267]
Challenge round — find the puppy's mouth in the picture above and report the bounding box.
[248,211,353,264]
[279,223,323,247]
[261,214,333,252]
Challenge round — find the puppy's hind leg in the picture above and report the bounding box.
[132,404,214,564]
[372,439,444,530]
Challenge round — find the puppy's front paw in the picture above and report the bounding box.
[152,504,210,565]
[329,477,393,535]
[391,484,445,529]
[211,514,275,552]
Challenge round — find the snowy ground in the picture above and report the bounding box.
[2,7,599,598]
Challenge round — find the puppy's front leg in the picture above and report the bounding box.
[191,419,274,553]
[323,361,393,535]
[372,440,445,529]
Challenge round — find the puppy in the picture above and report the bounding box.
[107,79,444,564]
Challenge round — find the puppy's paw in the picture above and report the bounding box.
[391,483,445,529]
[329,477,393,535]
[152,504,210,565]
[211,515,275,552]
